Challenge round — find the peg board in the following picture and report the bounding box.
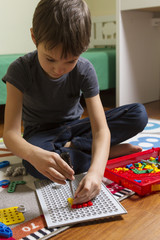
[34,173,127,228]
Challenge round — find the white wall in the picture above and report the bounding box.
[0,0,116,55]
[0,0,39,54]
[85,0,116,16]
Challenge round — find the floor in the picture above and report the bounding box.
[0,94,160,240]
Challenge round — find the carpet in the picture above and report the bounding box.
[123,118,160,150]
[0,155,42,225]
[0,154,71,239]
[0,118,160,239]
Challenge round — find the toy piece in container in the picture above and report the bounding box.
[104,147,160,196]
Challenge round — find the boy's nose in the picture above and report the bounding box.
[54,66,64,75]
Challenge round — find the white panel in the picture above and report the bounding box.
[116,0,122,106]
[116,2,160,106]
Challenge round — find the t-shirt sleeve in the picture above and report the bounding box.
[79,58,99,98]
[2,57,32,93]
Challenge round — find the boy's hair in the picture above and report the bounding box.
[32,0,91,57]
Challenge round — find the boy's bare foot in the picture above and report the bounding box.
[64,141,75,148]
[64,141,72,148]
[109,143,142,159]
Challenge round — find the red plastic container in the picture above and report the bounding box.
[104,147,160,196]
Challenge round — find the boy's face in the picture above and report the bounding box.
[37,43,79,79]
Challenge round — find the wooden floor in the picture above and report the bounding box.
[0,98,160,240]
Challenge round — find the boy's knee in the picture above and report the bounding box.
[133,103,148,132]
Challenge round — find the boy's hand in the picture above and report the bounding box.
[73,171,102,204]
[29,148,75,184]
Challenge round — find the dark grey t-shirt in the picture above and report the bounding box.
[3,51,99,128]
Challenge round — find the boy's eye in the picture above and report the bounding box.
[67,60,78,64]
[46,58,77,64]
[47,58,55,62]
[68,60,76,64]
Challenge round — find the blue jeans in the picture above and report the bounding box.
[22,103,148,179]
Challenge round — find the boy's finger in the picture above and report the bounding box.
[49,161,75,181]
[43,170,66,184]
[73,190,97,204]
[74,180,91,198]
[54,153,75,174]
[48,167,66,180]
[74,183,83,198]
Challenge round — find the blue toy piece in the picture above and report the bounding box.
[0,222,13,238]
[134,179,142,183]
[126,164,133,169]
[0,161,10,168]
[0,180,10,187]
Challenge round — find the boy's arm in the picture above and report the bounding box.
[74,94,110,204]
[3,82,74,183]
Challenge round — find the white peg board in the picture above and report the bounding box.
[34,173,127,228]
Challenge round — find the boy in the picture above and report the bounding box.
[2,0,148,204]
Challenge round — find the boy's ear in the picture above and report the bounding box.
[30,28,36,45]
